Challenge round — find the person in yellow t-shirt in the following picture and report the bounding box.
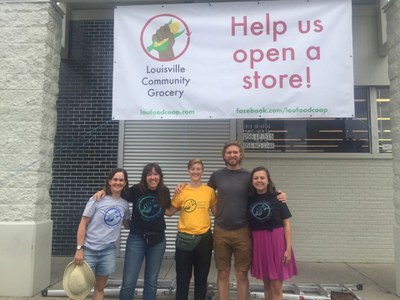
[166,158,217,300]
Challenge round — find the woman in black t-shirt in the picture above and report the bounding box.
[120,163,171,300]
[248,166,298,300]
[94,163,171,300]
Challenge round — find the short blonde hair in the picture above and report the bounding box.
[187,158,204,170]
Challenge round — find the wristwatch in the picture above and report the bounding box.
[76,245,84,251]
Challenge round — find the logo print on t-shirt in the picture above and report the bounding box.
[104,207,122,227]
[250,202,272,222]
[183,199,197,213]
[138,195,163,221]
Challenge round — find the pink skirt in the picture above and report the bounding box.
[251,227,298,280]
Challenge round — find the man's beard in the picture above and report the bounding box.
[224,157,242,166]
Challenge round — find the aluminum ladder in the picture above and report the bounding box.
[248,282,362,300]
[43,279,362,299]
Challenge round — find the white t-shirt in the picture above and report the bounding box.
[82,195,130,251]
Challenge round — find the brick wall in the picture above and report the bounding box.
[50,20,119,256]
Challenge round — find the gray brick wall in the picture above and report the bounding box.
[50,20,119,256]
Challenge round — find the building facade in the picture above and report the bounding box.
[1,0,399,297]
[51,1,392,262]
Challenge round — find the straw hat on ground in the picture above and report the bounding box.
[63,260,96,300]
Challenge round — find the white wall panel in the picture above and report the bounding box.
[243,156,395,262]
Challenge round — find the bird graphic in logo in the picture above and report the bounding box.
[138,195,163,221]
[104,207,122,227]
[183,199,197,213]
[250,202,272,222]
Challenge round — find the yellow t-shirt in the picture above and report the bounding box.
[171,185,217,235]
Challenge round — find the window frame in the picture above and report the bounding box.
[236,86,391,159]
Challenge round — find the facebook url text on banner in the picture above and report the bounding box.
[140,109,196,116]
[236,106,328,114]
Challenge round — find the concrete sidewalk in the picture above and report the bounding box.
[2,256,400,300]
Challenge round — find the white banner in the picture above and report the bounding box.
[113,0,354,120]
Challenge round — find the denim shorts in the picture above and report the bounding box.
[84,245,116,276]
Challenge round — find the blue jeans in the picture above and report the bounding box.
[119,233,166,300]
[84,244,116,276]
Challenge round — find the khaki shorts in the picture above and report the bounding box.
[213,225,252,272]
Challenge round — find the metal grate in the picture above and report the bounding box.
[118,119,231,255]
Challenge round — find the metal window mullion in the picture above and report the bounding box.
[369,87,380,155]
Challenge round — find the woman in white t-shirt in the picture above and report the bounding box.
[74,168,130,300]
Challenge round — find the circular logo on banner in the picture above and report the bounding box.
[141,14,191,62]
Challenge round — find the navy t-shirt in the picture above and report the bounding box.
[248,193,292,231]
[128,184,170,233]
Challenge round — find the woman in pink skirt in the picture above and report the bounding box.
[248,166,298,300]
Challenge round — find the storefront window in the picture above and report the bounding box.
[242,87,372,153]
[377,87,391,153]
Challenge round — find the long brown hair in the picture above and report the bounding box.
[249,166,278,197]
[139,163,170,208]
